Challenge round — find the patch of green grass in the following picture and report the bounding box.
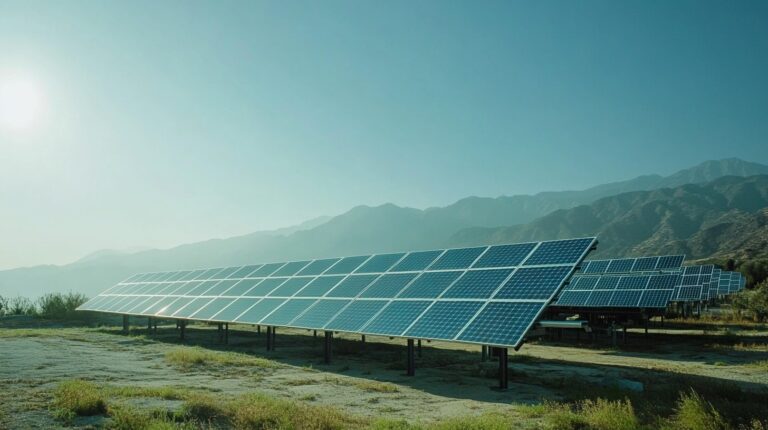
[298,393,318,401]
[747,360,768,371]
[0,327,92,342]
[664,389,729,430]
[107,404,196,430]
[322,376,400,393]
[229,393,366,430]
[284,377,319,386]
[164,346,279,369]
[103,385,193,400]
[428,412,513,430]
[52,380,107,422]
[518,398,639,430]
[370,418,422,429]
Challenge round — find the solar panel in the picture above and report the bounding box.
[78,237,597,349]
[579,255,685,275]
[670,265,713,302]
[552,272,678,309]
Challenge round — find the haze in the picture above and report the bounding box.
[1,0,767,270]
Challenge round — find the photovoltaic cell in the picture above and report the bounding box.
[493,266,573,300]
[397,271,462,299]
[523,238,594,265]
[457,302,542,346]
[355,253,405,273]
[291,299,351,328]
[296,258,340,276]
[428,247,486,270]
[405,301,483,339]
[325,256,370,274]
[472,243,536,268]
[389,250,443,272]
[442,269,513,299]
[325,300,388,331]
[359,273,417,298]
[362,301,431,336]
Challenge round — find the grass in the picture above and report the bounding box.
[518,399,640,430]
[52,380,107,422]
[164,346,279,369]
[322,376,400,393]
[664,389,729,430]
[747,360,768,371]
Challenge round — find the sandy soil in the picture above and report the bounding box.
[1,319,767,429]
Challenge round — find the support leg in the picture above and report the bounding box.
[271,327,276,350]
[498,348,508,390]
[324,331,333,364]
[147,317,152,334]
[623,325,627,344]
[224,323,229,345]
[481,345,488,362]
[313,330,317,339]
[406,339,415,376]
[417,339,422,358]
[123,315,129,333]
[361,334,366,343]
[257,325,261,335]
[180,320,186,341]
[266,326,273,351]
[218,323,223,343]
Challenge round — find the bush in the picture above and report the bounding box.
[5,296,37,316]
[37,292,89,320]
[666,389,729,430]
[731,280,768,322]
[52,380,107,421]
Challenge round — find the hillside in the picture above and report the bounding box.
[1,158,766,298]
[449,175,768,260]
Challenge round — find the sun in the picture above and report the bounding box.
[0,77,44,131]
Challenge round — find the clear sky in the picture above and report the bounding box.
[1,0,767,270]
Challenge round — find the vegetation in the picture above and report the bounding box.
[52,380,107,422]
[164,346,279,369]
[0,292,92,321]
[731,280,768,322]
[665,389,729,430]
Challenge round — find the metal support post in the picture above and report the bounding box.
[417,339,422,358]
[266,326,273,351]
[324,331,333,364]
[224,323,229,345]
[406,339,415,376]
[122,315,129,333]
[180,320,186,341]
[498,348,509,390]
[481,345,488,362]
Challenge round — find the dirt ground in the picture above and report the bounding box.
[1,316,767,429]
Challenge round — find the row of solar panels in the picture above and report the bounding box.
[78,238,598,348]
[552,258,747,310]
[118,240,594,286]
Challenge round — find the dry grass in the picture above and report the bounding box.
[322,376,400,393]
[164,346,279,369]
[52,380,107,422]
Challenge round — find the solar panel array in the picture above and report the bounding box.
[78,238,597,348]
[670,265,712,302]
[578,255,684,274]
[717,271,746,295]
[551,272,679,309]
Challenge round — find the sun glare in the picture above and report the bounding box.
[0,77,44,131]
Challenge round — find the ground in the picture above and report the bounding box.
[0,315,767,429]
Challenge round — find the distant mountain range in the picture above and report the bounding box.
[449,175,768,260]
[1,158,767,298]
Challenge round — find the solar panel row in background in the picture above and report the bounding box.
[579,255,684,274]
[670,265,714,302]
[551,272,679,309]
[78,238,597,349]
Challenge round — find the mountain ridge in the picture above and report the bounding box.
[1,158,766,298]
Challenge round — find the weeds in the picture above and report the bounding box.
[52,380,107,421]
[164,346,279,369]
[665,389,729,430]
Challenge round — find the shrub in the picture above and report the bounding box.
[52,380,107,420]
[580,398,639,430]
[0,295,8,316]
[731,280,768,322]
[667,389,729,430]
[37,292,89,320]
[5,296,37,316]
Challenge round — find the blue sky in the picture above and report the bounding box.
[1,0,767,269]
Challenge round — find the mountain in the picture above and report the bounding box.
[448,175,768,260]
[1,158,766,298]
